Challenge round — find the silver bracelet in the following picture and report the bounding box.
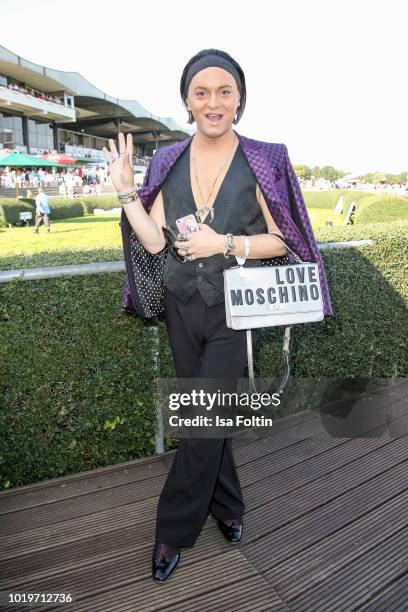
[117,185,139,206]
[117,185,137,197]
[240,235,250,258]
[235,235,250,265]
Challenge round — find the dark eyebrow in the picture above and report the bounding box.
[193,84,233,90]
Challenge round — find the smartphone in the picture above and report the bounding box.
[175,213,198,234]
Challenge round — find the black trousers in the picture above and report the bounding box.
[155,287,248,548]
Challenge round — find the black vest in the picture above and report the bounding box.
[162,141,269,306]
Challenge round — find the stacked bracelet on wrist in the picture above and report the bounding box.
[117,186,138,205]
[223,233,236,258]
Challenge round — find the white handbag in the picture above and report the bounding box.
[223,233,324,394]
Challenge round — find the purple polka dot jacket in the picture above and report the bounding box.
[120,129,334,319]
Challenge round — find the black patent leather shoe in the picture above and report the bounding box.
[152,542,180,582]
[217,519,243,543]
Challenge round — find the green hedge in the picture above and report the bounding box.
[0,273,164,490]
[0,197,85,226]
[0,196,121,227]
[80,196,120,214]
[0,198,37,227]
[304,191,408,224]
[0,246,125,273]
[0,222,407,490]
[354,194,408,223]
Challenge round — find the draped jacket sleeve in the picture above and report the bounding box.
[119,134,334,319]
[120,150,162,313]
[280,144,333,317]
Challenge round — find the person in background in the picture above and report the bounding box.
[58,178,68,197]
[33,187,51,233]
[66,171,75,198]
[37,167,46,186]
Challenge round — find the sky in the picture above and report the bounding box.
[1,0,406,175]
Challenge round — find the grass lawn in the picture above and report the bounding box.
[0,215,123,255]
[307,208,346,231]
[1,191,406,270]
[0,207,345,258]
[0,214,125,270]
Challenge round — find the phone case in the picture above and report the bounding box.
[176,214,198,234]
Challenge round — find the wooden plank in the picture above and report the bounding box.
[359,573,408,611]
[239,435,378,489]
[233,414,325,464]
[0,456,170,513]
[242,436,398,508]
[266,488,408,602]
[0,521,229,589]
[22,550,259,612]
[0,473,168,535]
[160,574,287,611]
[0,496,158,559]
[289,528,408,610]
[240,406,408,510]
[234,380,408,466]
[242,457,408,571]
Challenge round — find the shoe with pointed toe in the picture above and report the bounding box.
[152,542,180,582]
[217,519,243,543]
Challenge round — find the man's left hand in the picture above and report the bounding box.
[174,223,224,259]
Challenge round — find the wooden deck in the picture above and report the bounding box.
[1,379,407,611]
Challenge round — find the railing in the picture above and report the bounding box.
[0,86,75,121]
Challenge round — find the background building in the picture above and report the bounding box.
[0,44,193,164]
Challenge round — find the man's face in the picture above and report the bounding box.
[186,67,240,138]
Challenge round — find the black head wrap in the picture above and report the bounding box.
[183,54,242,97]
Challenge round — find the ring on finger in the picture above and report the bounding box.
[185,253,193,261]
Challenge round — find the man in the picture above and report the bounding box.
[33,187,51,233]
[104,48,334,583]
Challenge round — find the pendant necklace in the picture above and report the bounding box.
[191,133,238,223]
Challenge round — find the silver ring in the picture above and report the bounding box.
[181,244,190,253]
[185,253,193,261]
[109,154,120,164]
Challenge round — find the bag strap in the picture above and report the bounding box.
[267,232,304,264]
[246,327,292,396]
[245,233,303,396]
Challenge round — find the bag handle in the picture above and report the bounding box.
[246,234,305,396]
[247,327,291,396]
[267,232,304,264]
